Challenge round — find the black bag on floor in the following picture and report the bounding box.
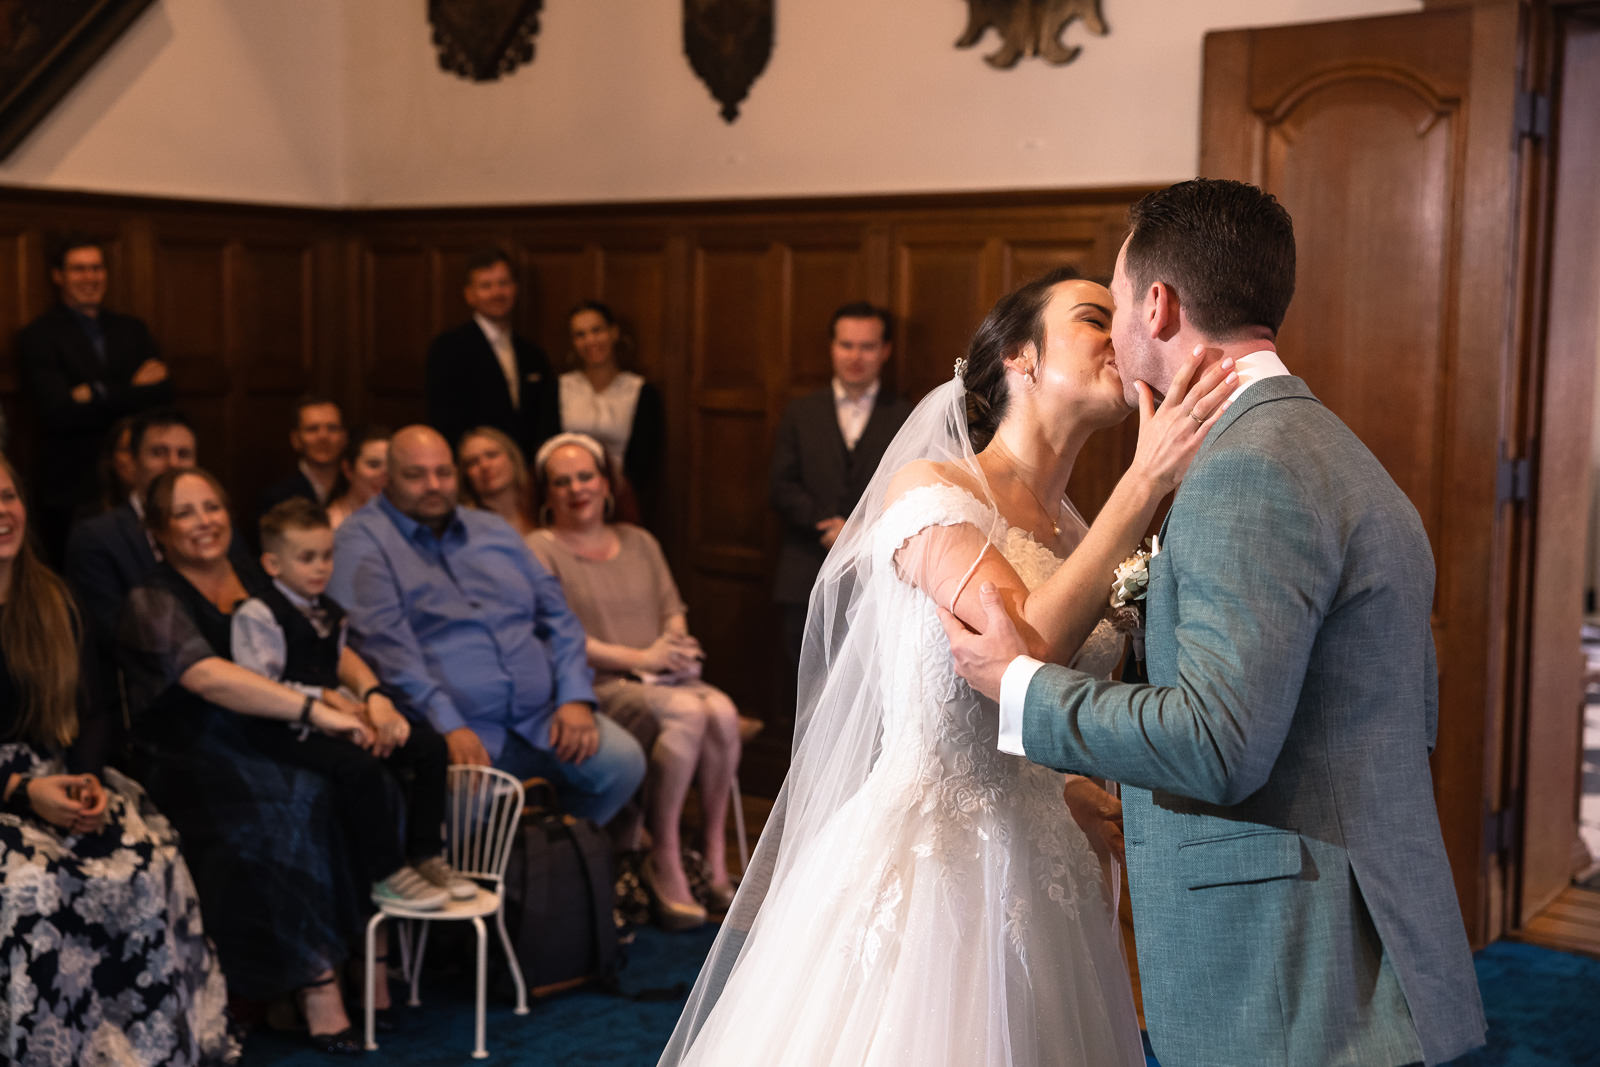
[500,780,618,997]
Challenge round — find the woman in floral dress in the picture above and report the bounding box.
[0,454,235,1065]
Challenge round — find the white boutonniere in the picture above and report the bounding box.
[1109,535,1160,662]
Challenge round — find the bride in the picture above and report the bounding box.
[660,268,1234,1066]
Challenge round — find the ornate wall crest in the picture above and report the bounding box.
[684,0,773,123]
[430,0,544,82]
[955,0,1107,69]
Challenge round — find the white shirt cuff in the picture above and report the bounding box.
[997,655,1047,756]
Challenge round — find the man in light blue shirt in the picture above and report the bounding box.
[330,425,644,822]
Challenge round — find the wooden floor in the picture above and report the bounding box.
[1516,883,1600,959]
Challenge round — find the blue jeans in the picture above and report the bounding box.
[493,714,645,826]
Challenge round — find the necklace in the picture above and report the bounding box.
[990,444,1062,539]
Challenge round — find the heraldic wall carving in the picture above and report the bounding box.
[956,0,1108,69]
[430,0,545,82]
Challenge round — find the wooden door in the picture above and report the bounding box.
[1200,2,1525,945]
[1517,3,1600,924]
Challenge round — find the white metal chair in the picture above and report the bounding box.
[364,764,529,1059]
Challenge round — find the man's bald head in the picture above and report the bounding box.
[385,424,458,530]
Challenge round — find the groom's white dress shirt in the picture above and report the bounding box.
[996,349,1292,756]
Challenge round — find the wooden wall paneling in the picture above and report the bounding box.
[598,243,672,384]
[0,224,29,396]
[232,238,320,512]
[684,229,783,757]
[149,232,232,477]
[1200,3,1518,944]
[520,241,599,369]
[784,234,872,393]
[362,242,433,407]
[234,241,315,394]
[891,226,992,402]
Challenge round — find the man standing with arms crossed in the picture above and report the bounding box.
[942,180,1484,1066]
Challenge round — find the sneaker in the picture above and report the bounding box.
[372,866,449,910]
[414,855,478,901]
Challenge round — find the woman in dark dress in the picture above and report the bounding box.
[0,454,235,1065]
[117,467,391,1055]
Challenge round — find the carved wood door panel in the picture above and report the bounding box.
[1200,4,1524,946]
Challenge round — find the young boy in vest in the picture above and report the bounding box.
[232,498,477,909]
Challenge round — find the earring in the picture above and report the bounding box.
[603,495,616,521]
[538,504,554,526]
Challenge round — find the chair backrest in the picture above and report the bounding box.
[443,764,525,888]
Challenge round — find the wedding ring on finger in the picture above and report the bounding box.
[1189,410,1206,426]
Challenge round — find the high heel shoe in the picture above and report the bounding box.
[641,855,707,930]
[296,974,363,1056]
[705,879,737,912]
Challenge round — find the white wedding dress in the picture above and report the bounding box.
[672,483,1145,1066]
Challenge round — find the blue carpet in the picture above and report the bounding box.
[241,933,1600,1065]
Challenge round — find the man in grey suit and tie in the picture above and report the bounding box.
[942,179,1485,1066]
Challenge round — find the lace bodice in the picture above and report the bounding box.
[871,482,1123,734]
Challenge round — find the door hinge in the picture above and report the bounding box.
[1484,805,1520,858]
[1515,89,1550,142]
[1496,454,1532,505]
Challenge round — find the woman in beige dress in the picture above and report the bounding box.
[528,432,739,929]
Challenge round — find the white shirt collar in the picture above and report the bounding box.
[1225,349,1292,405]
[474,313,511,348]
[298,459,337,503]
[832,377,880,408]
[273,577,319,614]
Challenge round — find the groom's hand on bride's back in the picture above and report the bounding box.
[937,582,1026,702]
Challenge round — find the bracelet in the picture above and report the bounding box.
[299,694,315,725]
[361,685,384,701]
[3,776,36,818]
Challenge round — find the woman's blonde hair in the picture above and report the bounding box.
[457,427,535,525]
[0,454,81,750]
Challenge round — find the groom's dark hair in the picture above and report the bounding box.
[1124,179,1296,338]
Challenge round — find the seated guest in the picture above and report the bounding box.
[64,408,254,700]
[330,425,645,825]
[326,426,389,530]
[118,468,422,1055]
[458,426,536,537]
[94,414,138,515]
[560,301,664,527]
[258,396,348,519]
[528,433,740,928]
[233,497,474,904]
[0,454,236,1065]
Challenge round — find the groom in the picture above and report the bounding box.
[941,180,1485,1066]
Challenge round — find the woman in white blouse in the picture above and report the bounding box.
[560,301,665,527]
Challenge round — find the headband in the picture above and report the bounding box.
[533,432,608,479]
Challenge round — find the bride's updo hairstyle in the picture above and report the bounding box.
[962,265,1083,452]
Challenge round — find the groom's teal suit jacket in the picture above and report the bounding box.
[1022,376,1485,1066]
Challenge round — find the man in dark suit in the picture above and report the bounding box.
[425,246,559,462]
[257,395,347,520]
[17,235,173,563]
[770,302,914,673]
